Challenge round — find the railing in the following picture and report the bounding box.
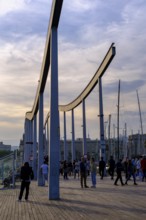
[0,152,23,189]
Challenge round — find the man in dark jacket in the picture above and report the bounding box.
[80,157,89,188]
[18,162,34,201]
[108,156,115,180]
[114,159,124,186]
[99,157,106,179]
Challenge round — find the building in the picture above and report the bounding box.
[0,142,11,151]
[60,138,99,161]
[128,133,146,157]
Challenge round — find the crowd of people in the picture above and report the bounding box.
[59,155,146,188]
[17,154,146,201]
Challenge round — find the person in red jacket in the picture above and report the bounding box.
[141,156,146,182]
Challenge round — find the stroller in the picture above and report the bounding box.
[3,172,13,187]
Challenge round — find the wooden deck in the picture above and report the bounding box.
[0,176,146,220]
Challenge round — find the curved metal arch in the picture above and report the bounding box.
[59,43,116,112]
[25,0,63,121]
[44,43,116,127]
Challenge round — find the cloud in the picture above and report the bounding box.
[103,80,146,95]
[0,0,25,16]
[0,0,146,145]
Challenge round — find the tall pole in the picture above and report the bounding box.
[82,99,87,156]
[108,114,111,158]
[98,77,106,162]
[49,27,60,199]
[33,114,37,180]
[38,92,44,186]
[124,123,127,158]
[63,111,67,161]
[136,90,144,154]
[117,80,120,160]
[71,109,75,162]
[113,124,116,159]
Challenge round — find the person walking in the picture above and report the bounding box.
[18,162,34,201]
[63,160,68,180]
[125,159,137,185]
[74,160,80,179]
[90,158,97,188]
[141,156,146,182]
[99,157,106,179]
[108,156,115,180]
[123,157,129,180]
[80,157,89,188]
[114,159,124,186]
[40,161,48,185]
[136,157,142,180]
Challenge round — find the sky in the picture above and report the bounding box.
[0,0,146,147]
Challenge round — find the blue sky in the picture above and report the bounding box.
[0,0,146,146]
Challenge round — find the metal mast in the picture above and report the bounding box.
[117,80,120,160]
[136,90,144,154]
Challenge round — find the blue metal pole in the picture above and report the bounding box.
[33,114,37,180]
[82,99,87,156]
[63,111,67,161]
[47,119,50,162]
[71,109,75,162]
[29,120,33,167]
[38,92,44,186]
[99,77,106,162]
[49,27,60,199]
[24,119,31,163]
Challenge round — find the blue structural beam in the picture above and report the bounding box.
[82,99,87,156]
[32,114,37,180]
[49,27,60,199]
[24,119,33,163]
[71,109,75,162]
[63,112,67,161]
[99,77,106,161]
[38,92,44,186]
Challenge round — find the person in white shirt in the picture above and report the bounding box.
[40,161,48,185]
[136,158,142,180]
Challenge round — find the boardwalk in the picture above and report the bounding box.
[0,176,146,220]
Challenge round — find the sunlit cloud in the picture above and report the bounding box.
[0,0,146,145]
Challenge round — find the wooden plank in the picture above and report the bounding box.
[0,176,146,220]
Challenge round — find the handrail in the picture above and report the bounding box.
[0,153,14,161]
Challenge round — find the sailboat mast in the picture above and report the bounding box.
[117,80,120,160]
[136,90,143,154]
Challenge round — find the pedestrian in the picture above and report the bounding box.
[80,157,89,188]
[63,160,68,180]
[74,160,80,179]
[141,155,146,182]
[90,158,97,188]
[40,161,48,185]
[18,162,34,201]
[99,157,106,179]
[86,159,90,176]
[108,156,115,180]
[136,157,141,179]
[123,157,129,180]
[114,159,124,186]
[125,159,137,185]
